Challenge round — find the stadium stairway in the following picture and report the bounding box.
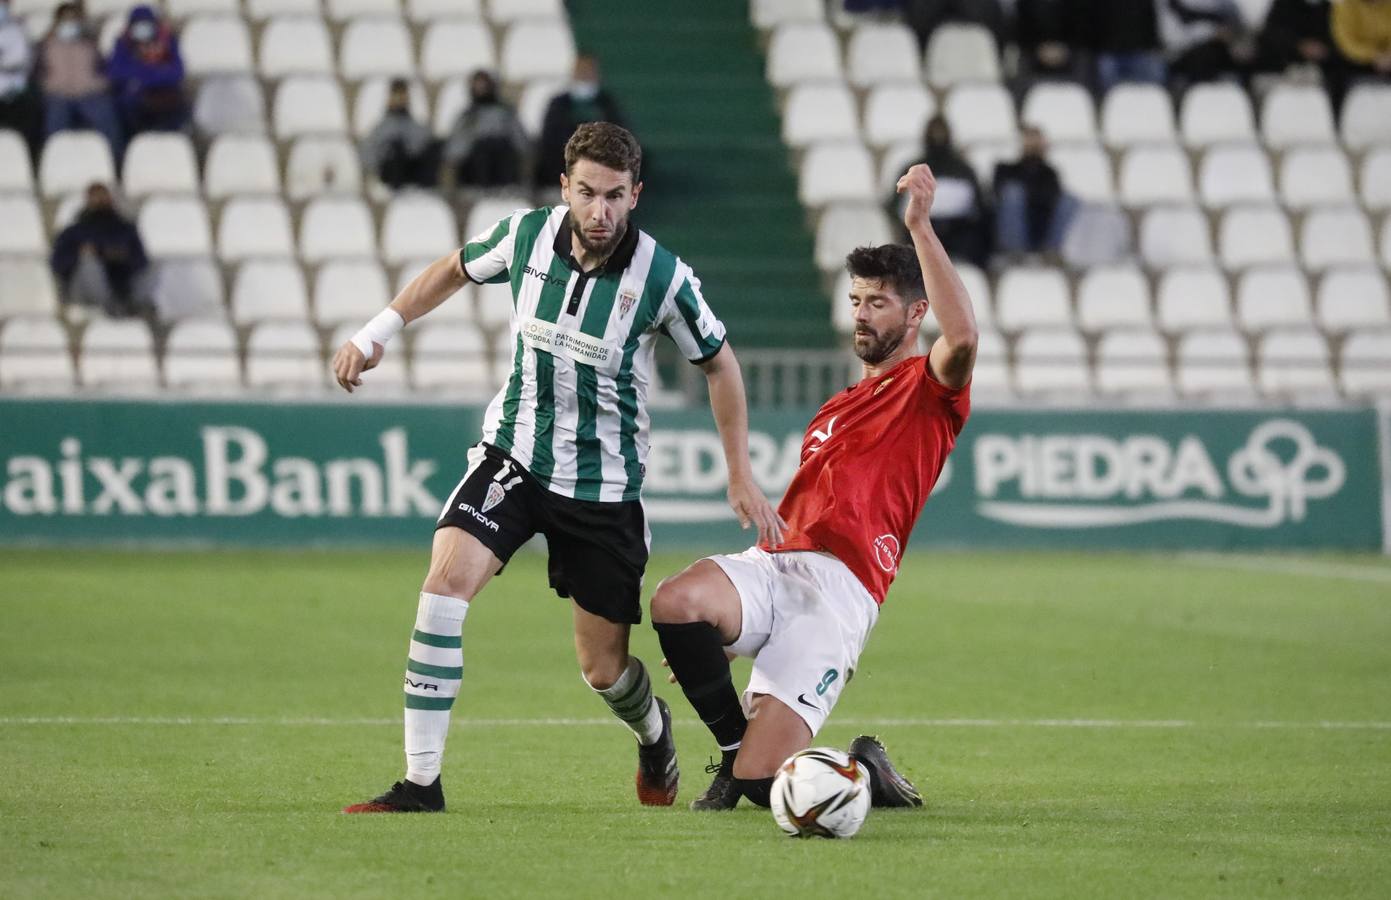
[568,0,834,348]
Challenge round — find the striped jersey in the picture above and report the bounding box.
[460,206,726,503]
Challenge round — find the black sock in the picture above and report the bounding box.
[653,621,747,748]
[736,777,774,808]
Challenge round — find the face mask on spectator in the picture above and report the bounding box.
[130,20,156,41]
[56,20,81,40]
[570,80,599,102]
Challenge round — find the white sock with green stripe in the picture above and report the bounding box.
[590,657,665,745]
[403,592,468,785]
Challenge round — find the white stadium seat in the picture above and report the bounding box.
[1100,83,1176,148]
[464,197,529,242]
[411,322,492,391]
[245,321,325,391]
[1094,329,1173,398]
[1119,145,1194,207]
[0,317,75,389]
[0,130,33,192]
[326,0,402,21]
[38,131,115,198]
[194,76,267,136]
[751,0,823,29]
[138,196,213,257]
[862,83,934,150]
[500,20,576,83]
[878,140,921,194]
[1139,206,1214,268]
[517,78,566,138]
[1317,267,1391,332]
[273,76,349,139]
[1301,207,1376,271]
[152,258,226,322]
[339,17,416,81]
[1013,328,1091,396]
[943,83,1017,145]
[328,322,409,389]
[846,23,920,87]
[181,15,254,76]
[1020,82,1097,144]
[966,139,1020,185]
[474,280,513,329]
[486,0,563,22]
[397,259,477,322]
[1218,206,1294,270]
[1180,83,1256,147]
[953,263,993,330]
[1340,330,1391,395]
[79,319,159,390]
[380,193,458,264]
[1383,218,1391,269]
[163,320,242,390]
[0,195,46,254]
[121,133,199,198]
[166,0,241,15]
[782,83,859,148]
[1061,204,1133,269]
[0,257,59,317]
[258,16,335,78]
[1048,143,1115,204]
[1340,84,1391,151]
[231,260,311,324]
[300,196,377,262]
[285,136,363,200]
[352,77,429,139]
[995,266,1072,331]
[1361,148,1391,212]
[1176,329,1256,398]
[1156,266,1232,332]
[766,22,841,87]
[1197,144,1274,208]
[1261,82,1336,149]
[969,328,1010,398]
[205,134,282,199]
[1257,328,1336,397]
[246,0,321,17]
[798,142,875,208]
[408,0,483,21]
[315,259,393,325]
[925,22,999,88]
[420,19,496,82]
[1076,265,1152,331]
[1235,266,1313,332]
[1279,146,1355,210]
[814,204,893,273]
[217,197,296,261]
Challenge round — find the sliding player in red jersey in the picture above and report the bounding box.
[650,163,978,810]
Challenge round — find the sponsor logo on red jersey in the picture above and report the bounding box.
[873,533,900,573]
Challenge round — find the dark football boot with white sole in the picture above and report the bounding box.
[636,697,679,806]
[848,735,923,808]
[689,749,741,811]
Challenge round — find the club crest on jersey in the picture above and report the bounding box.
[873,534,900,573]
[874,377,895,395]
[618,288,639,317]
[481,482,506,514]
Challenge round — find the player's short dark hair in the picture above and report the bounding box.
[564,122,642,183]
[845,244,926,304]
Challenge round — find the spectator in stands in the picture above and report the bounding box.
[1332,0,1391,76]
[443,69,528,189]
[1158,0,1255,92]
[0,0,40,161]
[992,125,1077,258]
[50,182,151,318]
[902,0,1007,53]
[535,54,625,187]
[889,115,990,267]
[37,2,123,159]
[1013,0,1090,88]
[1085,0,1167,93]
[106,5,187,136]
[360,77,438,190]
[1259,0,1336,72]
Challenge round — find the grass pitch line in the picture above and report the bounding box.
[1179,553,1391,585]
[2,716,1389,730]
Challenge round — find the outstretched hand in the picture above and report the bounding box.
[896,163,938,234]
[728,475,788,547]
[331,341,383,393]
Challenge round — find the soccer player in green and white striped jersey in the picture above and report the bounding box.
[334,123,786,814]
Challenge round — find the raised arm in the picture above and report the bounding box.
[331,252,468,392]
[700,343,787,546]
[897,164,979,390]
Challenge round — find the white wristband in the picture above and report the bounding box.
[350,308,405,359]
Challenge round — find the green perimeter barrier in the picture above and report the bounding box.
[0,399,1385,552]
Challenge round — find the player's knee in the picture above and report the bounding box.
[421,569,473,601]
[580,656,626,691]
[650,573,704,624]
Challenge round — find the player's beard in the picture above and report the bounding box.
[574,218,627,260]
[853,319,909,364]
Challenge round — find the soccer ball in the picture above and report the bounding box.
[770,748,871,839]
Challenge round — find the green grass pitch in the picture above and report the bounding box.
[1,548,1389,898]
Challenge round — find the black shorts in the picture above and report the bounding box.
[435,443,650,625]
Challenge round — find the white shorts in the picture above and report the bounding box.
[708,547,879,736]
